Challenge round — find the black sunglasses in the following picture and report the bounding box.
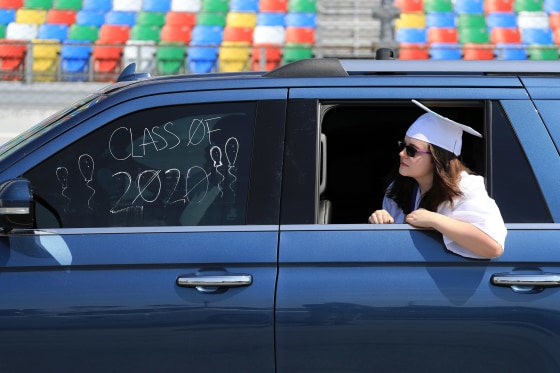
[398,141,431,157]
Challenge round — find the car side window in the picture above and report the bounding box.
[25,102,256,228]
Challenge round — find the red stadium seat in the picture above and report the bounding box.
[285,26,315,44]
[98,24,130,43]
[46,9,76,25]
[160,24,192,43]
[165,11,196,27]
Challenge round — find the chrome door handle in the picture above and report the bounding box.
[491,274,560,287]
[176,274,252,293]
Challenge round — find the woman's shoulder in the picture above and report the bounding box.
[458,171,488,195]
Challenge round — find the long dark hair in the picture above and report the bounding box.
[386,143,473,214]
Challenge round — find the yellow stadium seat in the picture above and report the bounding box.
[32,39,61,81]
[226,12,258,28]
[219,40,250,72]
[395,12,426,29]
[16,9,47,25]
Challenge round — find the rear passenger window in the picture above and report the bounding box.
[320,100,551,224]
[25,102,256,228]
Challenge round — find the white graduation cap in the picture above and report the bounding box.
[406,99,482,156]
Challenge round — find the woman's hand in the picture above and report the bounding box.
[368,209,394,224]
[405,208,437,228]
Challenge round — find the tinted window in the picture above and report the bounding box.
[25,102,256,228]
[490,101,552,222]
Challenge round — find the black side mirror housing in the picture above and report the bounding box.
[0,178,34,231]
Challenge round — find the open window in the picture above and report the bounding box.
[319,100,485,224]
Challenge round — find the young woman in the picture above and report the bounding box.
[368,100,506,259]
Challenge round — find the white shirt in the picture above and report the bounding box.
[382,172,507,259]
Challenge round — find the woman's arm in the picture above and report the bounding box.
[406,208,504,258]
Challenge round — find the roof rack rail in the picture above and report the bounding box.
[264,58,348,78]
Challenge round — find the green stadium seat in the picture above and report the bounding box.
[23,0,52,9]
[53,0,82,10]
[156,42,186,75]
[68,24,99,42]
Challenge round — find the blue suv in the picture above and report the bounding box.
[0,56,559,372]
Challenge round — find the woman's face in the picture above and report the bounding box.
[398,136,434,184]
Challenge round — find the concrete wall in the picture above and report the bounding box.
[0,82,107,144]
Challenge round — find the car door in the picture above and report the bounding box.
[276,83,560,372]
[0,89,286,372]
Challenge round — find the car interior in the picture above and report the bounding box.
[319,100,485,224]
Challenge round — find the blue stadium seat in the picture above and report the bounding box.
[425,12,455,27]
[521,28,554,44]
[454,0,484,13]
[191,25,224,45]
[545,0,560,11]
[429,42,462,59]
[105,11,137,26]
[143,0,171,12]
[285,12,316,27]
[188,45,219,73]
[257,12,285,26]
[230,0,259,11]
[76,10,106,26]
[486,12,517,29]
[38,23,68,41]
[396,28,427,43]
[495,43,527,60]
[60,41,92,81]
[0,9,16,25]
[82,0,112,11]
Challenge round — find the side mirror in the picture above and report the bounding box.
[0,178,33,231]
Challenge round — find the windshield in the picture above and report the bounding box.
[0,93,105,160]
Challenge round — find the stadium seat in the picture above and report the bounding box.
[396,28,427,43]
[230,0,259,12]
[423,0,453,12]
[427,27,458,43]
[282,42,312,63]
[454,0,484,13]
[285,12,316,27]
[490,27,521,43]
[395,13,426,29]
[32,39,60,81]
[517,11,549,28]
[0,39,26,80]
[53,0,82,10]
[166,11,196,27]
[76,10,106,26]
[256,12,285,26]
[113,0,142,12]
[545,0,560,11]
[38,23,68,41]
[227,11,258,28]
[191,24,223,44]
[68,24,98,42]
[398,43,429,59]
[136,11,166,27]
[515,0,544,11]
[130,24,161,42]
[0,9,16,25]
[253,25,285,44]
[259,0,288,12]
[82,0,111,11]
[458,26,490,43]
[463,43,494,59]
[252,25,284,70]
[285,26,314,43]
[143,0,172,12]
[161,24,192,43]
[425,12,455,28]
[527,44,559,59]
[156,41,186,75]
[123,40,157,72]
[521,27,554,44]
[456,14,486,28]
[105,11,137,26]
[394,0,423,12]
[288,0,316,12]
[494,43,527,59]
[46,9,76,25]
[23,0,51,9]
[16,9,46,25]
[6,23,38,40]
[98,25,130,43]
[223,26,253,42]
[60,41,91,81]
[196,12,227,26]
[201,0,229,12]
[0,0,23,9]
[187,44,219,73]
[486,12,517,29]
[219,40,250,72]
[0,25,5,38]
[171,0,201,12]
[484,0,514,12]
[429,42,462,59]
[550,12,560,30]
[92,42,123,81]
